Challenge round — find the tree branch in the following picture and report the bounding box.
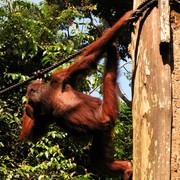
[116,84,132,108]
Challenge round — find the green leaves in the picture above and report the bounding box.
[57,7,83,23]
[114,102,133,160]
[0,0,132,179]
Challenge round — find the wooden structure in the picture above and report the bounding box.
[171,8,180,180]
[131,0,180,179]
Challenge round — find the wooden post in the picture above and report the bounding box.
[131,0,172,179]
[171,9,180,179]
[159,0,170,43]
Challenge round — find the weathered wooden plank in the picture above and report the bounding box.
[159,0,170,43]
[131,0,172,179]
[171,10,180,179]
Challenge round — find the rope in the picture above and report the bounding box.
[131,0,157,21]
[0,0,158,95]
[0,49,85,95]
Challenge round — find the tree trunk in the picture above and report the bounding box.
[131,0,173,179]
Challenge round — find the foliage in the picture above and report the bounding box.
[115,102,133,160]
[0,0,132,179]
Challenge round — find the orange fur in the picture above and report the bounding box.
[20,11,133,179]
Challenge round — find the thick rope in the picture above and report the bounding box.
[0,49,85,95]
[0,0,158,95]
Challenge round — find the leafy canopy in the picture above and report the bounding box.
[0,0,132,179]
